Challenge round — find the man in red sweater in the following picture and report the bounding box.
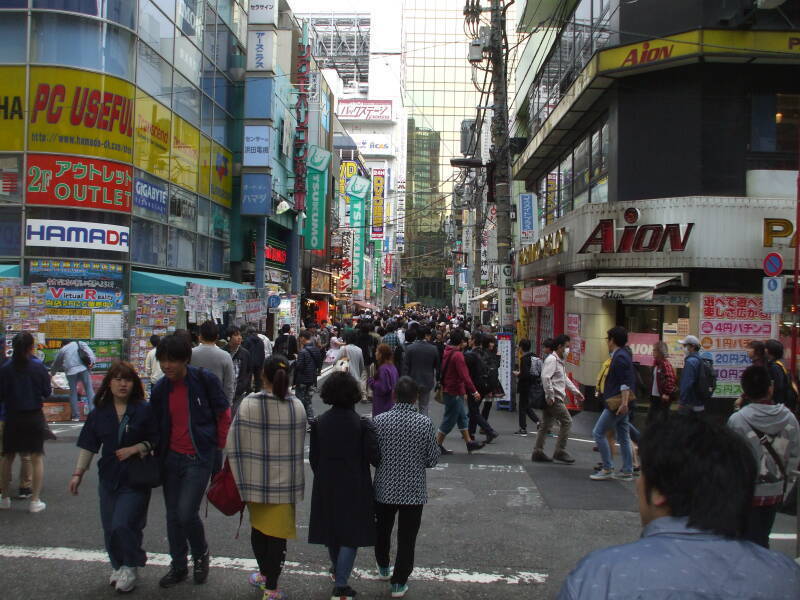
[150,334,231,589]
[435,330,485,455]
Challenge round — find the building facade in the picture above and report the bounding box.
[512,0,800,405]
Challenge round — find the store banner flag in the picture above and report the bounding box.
[371,168,385,241]
[347,175,370,292]
[302,146,331,251]
[520,193,535,242]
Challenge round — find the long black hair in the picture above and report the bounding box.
[263,354,291,399]
[11,332,34,370]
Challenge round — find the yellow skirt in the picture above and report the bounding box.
[248,502,297,540]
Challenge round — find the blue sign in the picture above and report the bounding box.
[268,294,281,309]
[134,177,168,215]
[241,173,273,216]
[520,193,535,238]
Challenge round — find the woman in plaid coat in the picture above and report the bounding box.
[227,354,306,600]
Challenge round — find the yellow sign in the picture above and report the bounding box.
[599,31,701,72]
[519,228,566,264]
[0,66,25,151]
[28,66,135,163]
[134,91,171,180]
[209,140,233,208]
[198,134,212,198]
[170,114,200,192]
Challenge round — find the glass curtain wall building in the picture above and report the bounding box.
[402,0,482,306]
[0,0,246,280]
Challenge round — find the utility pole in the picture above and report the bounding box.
[489,0,513,330]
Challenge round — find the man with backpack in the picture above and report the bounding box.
[51,339,97,421]
[514,339,542,436]
[678,335,715,415]
[728,365,800,548]
[464,333,498,443]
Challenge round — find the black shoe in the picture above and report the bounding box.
[479,428,487,435]
[466,440,485,453]
[17,487,32,499]
[485,431,499,444]
[193,550,210,584]
[331,585,358,599]
[159,567,189,588]
[438,444,453,455]
[514,428,528,436]
[531,449,553,462]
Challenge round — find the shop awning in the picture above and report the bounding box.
[132,270,254,296]
[354,300,380,311]
[0,264,20,278]
[574,276,678,301]
[470,288,498,302]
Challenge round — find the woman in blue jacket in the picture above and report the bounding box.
[69,361,158,594]
[0,332,51,513]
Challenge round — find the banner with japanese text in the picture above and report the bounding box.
[371,168,385,241]
[347,175,370,292]
[302,146,331,251]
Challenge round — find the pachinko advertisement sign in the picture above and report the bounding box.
[28,67,135,164]
[26,154,132,212]
[699,294,776,397]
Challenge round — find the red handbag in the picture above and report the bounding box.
[206,458,245,516]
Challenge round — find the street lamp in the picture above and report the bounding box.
[450,157,485,169]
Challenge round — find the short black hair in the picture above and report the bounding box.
[553,334,571,348]
[765,339,784,360]
[481,335,495,349]
[298,329,311,341]
[394,376,419,404]
[199,320,219,342]
[280,324,291,334]
[606,326,628,348]
[405,327,417,343]
[741,365,772,401]
[343,330,357,344]
[639,415,756,538]
[419,325,431,338]
[320,371,362,407]
[155,333,192,362]
[449,329,465,346]
[227,326,241,338]
[519,338,531,352]
[149,334,160,347]
[542,338,555,350]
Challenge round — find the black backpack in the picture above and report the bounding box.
[76,341,92,367]
[466,349,491,394]
[694,356,717,402]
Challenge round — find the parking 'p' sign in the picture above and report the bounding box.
[763,252,784,277]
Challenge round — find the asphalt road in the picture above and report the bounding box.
[1,396,797,600]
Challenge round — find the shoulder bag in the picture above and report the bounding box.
[118,414,161,489]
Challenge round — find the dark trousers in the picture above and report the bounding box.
[295,384,315,422]
[517,388,540,429]
[745,504,779,548]
[481,401,492,422]
[374,502,424,585]
[163,450,212,570]
[251,528,287,590]
[99,483,150,570]
[467,397,494,436]
[647,396,671,426]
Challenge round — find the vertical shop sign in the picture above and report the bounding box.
[347,175,370,292]
[241,173,272,216]
[243,125,271,167]
[302,146,330,251]
[520,193,535,242]
[566,313,582,366]
[700,294,775,397]
[371,168,385,241]
[293,25,311,211]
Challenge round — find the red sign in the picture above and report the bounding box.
[26,154,132,212]
[578,210,693,254]
[763,252,783,277]
[628,333,659,366]
[264,244,287,264]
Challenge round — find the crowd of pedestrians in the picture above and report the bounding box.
[1,307,800,598]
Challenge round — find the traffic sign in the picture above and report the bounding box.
[763,276,783,314]
[763,252,784,277]
[267,295,281,309]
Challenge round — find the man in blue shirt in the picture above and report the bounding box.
[678,334,705,414]
[559,415,800,599]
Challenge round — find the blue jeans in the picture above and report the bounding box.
[163,450,213,570]
[328,545,358,588]
[592,408,633,473]
[99,483,151,569]
[438,393,469,435]
[67,369,94,419]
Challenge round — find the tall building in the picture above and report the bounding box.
[512,0,800,405]
[402,0,485,306]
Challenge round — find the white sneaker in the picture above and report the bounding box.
[0,496,10,509]
[115,566,137,593]
[109,568,121,586]
[29,499,46,513]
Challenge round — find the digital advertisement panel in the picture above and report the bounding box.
[28,66,135,164]
[26,154,132,212]
[28,259,125,309]
[210,140,233,207]
[134,91,172,180]
[0,66,25,151]
[371,168,385,241]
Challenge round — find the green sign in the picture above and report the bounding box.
[373,244,382,297]
[303,168,327,250]
[348,175,370,292]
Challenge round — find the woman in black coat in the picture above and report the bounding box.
[308,371,380,600]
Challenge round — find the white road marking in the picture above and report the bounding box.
[469,464,525,473]
[769,533,797,540]
[0,545,547,585]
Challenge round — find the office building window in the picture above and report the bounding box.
[131,217,167,266]
[169,186,196,231]
[175,29,202,86]
[751,93,800,154]
[176,0,203,47]
[33,0,136,30]
[210,239,228,274]
[196,234,209,271]
[137,43,173,106]
[0,207,21,256]
[573,137,590,209]
[173,71,201,126]
[167,227,195,270]
[138,0,174,61]
[0,13,26,63]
